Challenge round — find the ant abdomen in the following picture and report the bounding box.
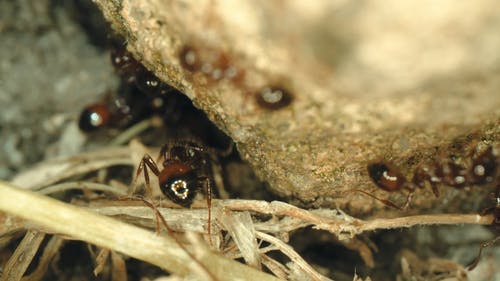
[78,103,112,132]
[255,86,294,110]
[367,162,408,192]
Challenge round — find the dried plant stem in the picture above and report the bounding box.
[11,147,133,190]
[22,236,65,281]
[0,181,281,281]
[37,181,128,196]
[89,199,494,239]
[220,200,494,238]
[255,231,332,281]
[1,230,45,281]
[357,213,491,232]
[110,117,160,146]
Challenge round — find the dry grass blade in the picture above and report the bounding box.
[22,236,65,281]
[218,210,261,269]
[11,147,132,190]
[255,231,333,281]
[90,199,494,239]
[0,181,281,281]
[38,181,128,196]
[110,252,128,281]
[1,230,45,281]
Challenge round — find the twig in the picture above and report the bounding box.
[0,181,281,281]
[88,199,494,239]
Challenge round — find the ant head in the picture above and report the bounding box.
[158,161,197,207]
[78,103,111,132]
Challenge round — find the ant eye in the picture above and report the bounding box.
[256,86,293,110]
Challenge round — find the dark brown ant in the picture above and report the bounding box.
[255,86,294,110]
[178,44,295,111]
[362,144,498,210]
[110,46,142,83]
[135,140,221,235]
[79,44,178,132]
[111,47,172,96]
[179,44,243,82]
[78,84,169,132]
[78,102,112,132]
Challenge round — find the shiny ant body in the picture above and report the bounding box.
[363,144,499,270]
[135,140,220,234]
[79,45,173,132]
[111,47,172,96]
[255,86,294,110]
[178,44,295,111]
[364,145,498,209]
[79,44,233,151]
[78,83,168,132]
[179,45,243,83]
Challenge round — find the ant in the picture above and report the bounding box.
[111,46,172,96]
[178,43,295,111]
[134,140,224,236]
[361,144,499,270]
[79,43,180,132]
[179,44,243,83]
[78,83,170,132]
[361,144,498,210]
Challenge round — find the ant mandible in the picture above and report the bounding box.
[360,144,498,210]
[134,140,220,236]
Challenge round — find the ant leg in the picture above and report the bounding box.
[158,143,171,163]
[199,177,214,239]
[347,189,405,210]
[400,192,414,210]
[142,196,218,280]
[430,184,440,198]
[134,154,161,196]
[467,235,500,271]
[140,198,162,234]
